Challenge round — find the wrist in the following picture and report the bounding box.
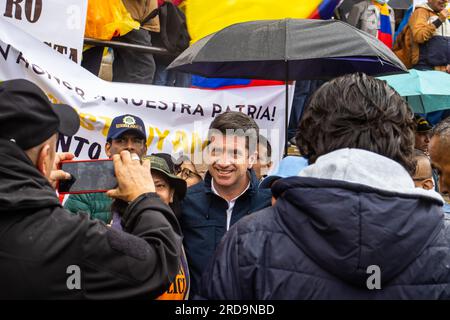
[128,187,156,202]
[121,192,160,229]
[433,18,444,28]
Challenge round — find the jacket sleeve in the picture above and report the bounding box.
[410,8,439,44]
[346,3,364,29]
[79,193,182,299]
[197,224,243,300]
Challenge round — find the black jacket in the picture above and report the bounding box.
[0,140,182,299]
[200,176,450,299]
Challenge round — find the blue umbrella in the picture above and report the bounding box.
[378,69,450,113]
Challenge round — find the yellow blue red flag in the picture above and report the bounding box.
[186,0,341,43]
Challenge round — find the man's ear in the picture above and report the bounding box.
[169,189,175,203]
[105,142,112,158]
[143,143,148,155]
[248,151,258,169]
[422,178,435,191]
[36,144,51,176]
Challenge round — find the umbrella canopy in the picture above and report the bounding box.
[378,69,450,113]
[168,18,407,80]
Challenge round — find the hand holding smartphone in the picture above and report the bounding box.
[106,151,156,202]
[58,151,156,203]
[58,159,117,194]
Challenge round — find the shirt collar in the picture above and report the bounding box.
[211,178,250,203]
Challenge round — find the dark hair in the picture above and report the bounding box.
[208,111,259,151]
[296,73,415,174]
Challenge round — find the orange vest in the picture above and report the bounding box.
[156,247,190,300]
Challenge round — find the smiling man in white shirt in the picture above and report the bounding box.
[180,111,272,296]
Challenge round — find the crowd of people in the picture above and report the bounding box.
[83,0,190,87]
[1,0,450,300]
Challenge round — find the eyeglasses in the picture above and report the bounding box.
[177,167,202,181]
[413,176,432,182]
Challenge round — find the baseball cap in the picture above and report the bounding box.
[0,79,80,150]
[414,115,432,132]
[259,156,309,189]
[143,155,187,200]
[107,114,146,141]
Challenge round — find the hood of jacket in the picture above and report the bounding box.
[416,3,440,13]
[272,148,445,287]
[0,139,60,213]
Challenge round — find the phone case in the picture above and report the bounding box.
[57,159,115,194]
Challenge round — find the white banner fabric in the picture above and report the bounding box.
[0,18,293,168]
[0,0,87,63]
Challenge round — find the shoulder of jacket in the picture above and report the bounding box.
[259,187,273,197]
[186,182,207,196]
[420,217,450,254]
[252,188,272,204]
[413,6,435,17]
[356,1,369,10]
[55,206,94,229]
[235,206,278,236]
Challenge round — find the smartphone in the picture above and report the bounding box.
[58,159,117,194]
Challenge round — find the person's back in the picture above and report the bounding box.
[0,79,182,299]
[0,155,180,298]
[201,150,449,299]
[200,73,450,300]
[0,180,176,298]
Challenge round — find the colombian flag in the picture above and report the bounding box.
[373,2,393,49]
[186,0,341,44]
[188,0,341,89]
[191,76,286,89]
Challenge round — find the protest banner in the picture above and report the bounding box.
[0,18,293,168]
[0,0,87,63]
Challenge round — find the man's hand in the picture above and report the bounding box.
[446,64,450,74]
[439,9,450,21]
[106,151,155,202]
[50,152,75,189]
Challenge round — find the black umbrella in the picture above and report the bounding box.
[168,18,406,154]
